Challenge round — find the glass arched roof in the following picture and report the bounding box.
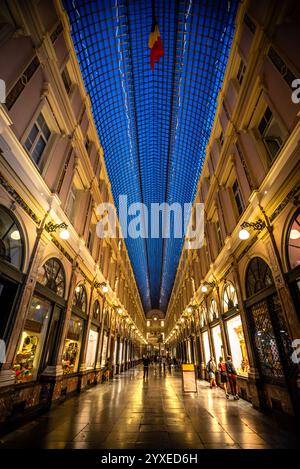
[63,0,238,313]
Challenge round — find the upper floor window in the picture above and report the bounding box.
[85,135,90,151]
[232,178,245,217]
[61,66,72,94]
[147,320,150,327]
[258,107,285,164]
[215,219,223,251]
[87,226,95,252]
[243,13,256,34]
[24,113,51,167]
[237,59,246,85]
[246,257,274,297]
[65,184,78,224]
[218,131,224,147]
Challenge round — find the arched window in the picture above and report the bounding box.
[73,284,87,313]
[0,205,25,270]
[199,304,207,328]
[246,257,274,297]
[287,209,300,270]
[209,299,219,322]
[223,282,238,313]
[40,258,66,297]
[93,300,100,321]
[103,308,110,330]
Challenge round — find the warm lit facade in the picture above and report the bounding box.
[0,0,146,430]
[0,0,300,446]
[165,1,300,417]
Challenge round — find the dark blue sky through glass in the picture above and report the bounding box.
[63,0,238,313]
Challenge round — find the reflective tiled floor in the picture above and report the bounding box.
[1,366,299,449]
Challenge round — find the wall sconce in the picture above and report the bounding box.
[239,218,265,240]
[201,280,216,293]
[94,281,109,293]
[45,222,70,240]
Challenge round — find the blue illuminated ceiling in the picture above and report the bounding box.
[63,0,238,313]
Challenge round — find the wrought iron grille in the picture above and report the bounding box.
[250,299,284,380]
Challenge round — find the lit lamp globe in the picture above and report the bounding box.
[290,229,300,240]
[10,230,21,240]
[239,229,250,240]
[201,285,208,293]
[101,284,109,293]
[60,228,70,240]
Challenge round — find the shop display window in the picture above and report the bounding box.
[118,341,123,363]
[113,339,118,365]
[202,331,210,364]
[212,325,223,361]
[86,327,99,369]
[226,315,249,376]
[13,296,51,382]
[62,315,83,374]
[101,333,108,367]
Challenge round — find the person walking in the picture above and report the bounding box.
[104,357,111,383]
[207,357,217,388]
[162,355,166,374]
[143,355,150,380]
[225,355,239,400]
[218,356,229,399]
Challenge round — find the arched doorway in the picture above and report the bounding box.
[245,257,295,413]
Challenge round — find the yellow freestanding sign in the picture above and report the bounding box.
[181,364,197,393]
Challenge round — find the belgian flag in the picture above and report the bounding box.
[148,1,164,70]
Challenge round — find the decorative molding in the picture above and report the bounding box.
[51,237,73,264]
[237,235,258,262]
[0,170,41,225]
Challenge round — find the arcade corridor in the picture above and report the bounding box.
[0,0,300,449]
[0,367,298,450]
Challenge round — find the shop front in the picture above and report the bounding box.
[202,329,211,380]
[62,283,87,375]
[13,258,66,383]
[85,301,101,371]
[221,282,250,398]
[100,309,110,370]
[245,257,296,415]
